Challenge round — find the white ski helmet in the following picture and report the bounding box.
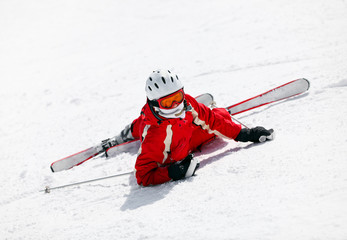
[145,70,184,100]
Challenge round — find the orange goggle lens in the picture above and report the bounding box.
[158,90,184,109]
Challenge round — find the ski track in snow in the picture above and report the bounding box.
[1,0,347,239]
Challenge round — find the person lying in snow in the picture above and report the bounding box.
[103,70,273,186]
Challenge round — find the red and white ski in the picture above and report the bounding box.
[50,147,100,172]
[227,78,310,115]
[50,78,310,172]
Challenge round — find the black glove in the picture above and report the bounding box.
[168,154,200,181]
[235,126,274,143]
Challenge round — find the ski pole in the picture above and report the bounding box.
[225,107,250,129]
[229,115,250,129]
[41,170,134,193]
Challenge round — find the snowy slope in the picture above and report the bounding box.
[1,0,347,239]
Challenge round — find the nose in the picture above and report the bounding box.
[172,102,179,108]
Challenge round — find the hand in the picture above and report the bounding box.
[258,128,274,142]
[235,126,274,143]
[168,154,200,181]
[253,127,274,142]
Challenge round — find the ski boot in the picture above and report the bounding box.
[97,123,135,157]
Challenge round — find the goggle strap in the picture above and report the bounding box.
[147,98,159,108]
[147,98,164,122]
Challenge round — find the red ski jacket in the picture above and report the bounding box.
[131,94,241,186]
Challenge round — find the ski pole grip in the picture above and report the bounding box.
[259,129,275,143]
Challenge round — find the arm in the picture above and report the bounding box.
[135,126,172,186]
[135,124,200,186]
[186,94,242,140]
[187,94,273,143]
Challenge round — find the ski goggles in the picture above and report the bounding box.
[157,89,185,109]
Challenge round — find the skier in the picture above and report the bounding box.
[104,70,273,186]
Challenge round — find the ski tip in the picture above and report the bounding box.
[300,78,310,91]
[195,93,214,101]
[206,93,214,101]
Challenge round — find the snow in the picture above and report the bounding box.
[1,0,347,239]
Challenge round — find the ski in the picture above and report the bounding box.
[50,146,101,172]
[50,93,215,172]
[227,78,310,115]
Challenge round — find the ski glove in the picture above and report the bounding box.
[168,154,200,181]
[235,126,274,143]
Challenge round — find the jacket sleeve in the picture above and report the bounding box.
[135,125,172,186]
[186,94,242,140]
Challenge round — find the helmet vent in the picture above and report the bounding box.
[168,70,171,73]
[149,77,153,81]
[176,75,179,80]
[170,76,174,82]
[148,86,152,91]
[161,77,166,84]
[154,83,159,89]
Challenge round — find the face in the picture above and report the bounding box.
[155,89,186,119]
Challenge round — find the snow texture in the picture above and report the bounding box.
[1,0,347,239]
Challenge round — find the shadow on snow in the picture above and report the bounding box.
[120,138,265,211]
